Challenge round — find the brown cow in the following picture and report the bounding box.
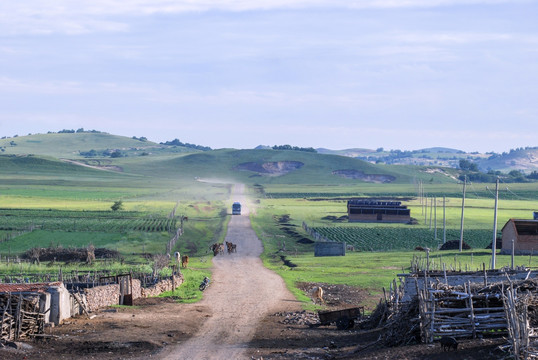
[181,255,189,268]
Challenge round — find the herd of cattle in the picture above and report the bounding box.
[171,241,237,269]
[173,252,189,268]
[209,241,237,256]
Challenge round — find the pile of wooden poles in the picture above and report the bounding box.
[359,278,422,347]
[0,292,45,341]
[417,279,508,343]
[503,279,538,359]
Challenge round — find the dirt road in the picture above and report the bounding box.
[157,184,299,360]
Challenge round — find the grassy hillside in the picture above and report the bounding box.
[128,149,457,186]
[0,132,194,158]
[0,154,127,183]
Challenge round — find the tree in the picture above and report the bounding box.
[528,171,538,180]
[111,200,124,211]
[459,159,478,172]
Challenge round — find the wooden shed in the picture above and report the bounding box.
[500,219,538,255]
[347,199,410,223]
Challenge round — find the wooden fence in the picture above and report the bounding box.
[503,280,538,359]
[0,293,45,341]
[417,279,507,342]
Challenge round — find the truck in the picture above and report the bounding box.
[232,202,241,215]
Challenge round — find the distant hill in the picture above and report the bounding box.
[418,147,463,154]
[478,148,538,173]
[99,147,463,186]
[1,132,535,186]
[316,148,375,157]
[0,133,197,159]
[316,146,538,174]
[0,134,459,187]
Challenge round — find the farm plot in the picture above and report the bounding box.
[311,227,493,251]
[0,209,177,233]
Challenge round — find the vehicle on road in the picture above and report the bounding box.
[232,202,241,215]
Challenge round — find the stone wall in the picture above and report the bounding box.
[81,275,183,313]
[84,283,120,312]
[141,275,183,298]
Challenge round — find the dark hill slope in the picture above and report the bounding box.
[0,155,129,186]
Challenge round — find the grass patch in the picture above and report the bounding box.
[159,266,212,303]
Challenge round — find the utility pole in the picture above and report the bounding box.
[443,196,447,244]
[491,177,499,269]
[434,196,437,240]
[424,196,428,224]
[420,180,424,214]
[429,197,433,230]
[459,176,467,252]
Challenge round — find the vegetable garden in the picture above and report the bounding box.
[0,208,177,233]
[310,226,494,251]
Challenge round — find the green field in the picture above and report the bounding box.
[2,132,538,307]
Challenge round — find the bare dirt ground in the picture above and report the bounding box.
[0,184,511,359]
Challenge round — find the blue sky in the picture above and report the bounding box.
[1,1,537,152]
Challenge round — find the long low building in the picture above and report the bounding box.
[347,199,411,223]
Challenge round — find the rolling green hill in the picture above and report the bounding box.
[117,148,458,186]
[0,133,462,191]
[0,132,195,159]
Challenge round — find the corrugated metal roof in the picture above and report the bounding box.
[0,282,63,294]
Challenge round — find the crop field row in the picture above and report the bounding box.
[0,209,177,233]
[265,192,365,199]
[311,227,494,251]
[0,209,145,218]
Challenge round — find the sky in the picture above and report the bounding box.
[1,1,537,153]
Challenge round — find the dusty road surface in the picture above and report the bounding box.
[157,184,300,360]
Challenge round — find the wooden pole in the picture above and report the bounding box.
[443,196,446,244]
[434,196,437,240]
[459,176,467,252]
[491,177,499,270]
[424,196,428,224]
[511,239,515,270]
[429,197,433,230]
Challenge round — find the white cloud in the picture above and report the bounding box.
[0,0,528,35]
[0,77,155,96]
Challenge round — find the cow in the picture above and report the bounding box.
[309,286,325,304]
[174,252,181,265]
[440,336,458,351]
[181,255,189,268]
[346,244,355,252]
[210,243,225,256]
[225,241,237,254]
